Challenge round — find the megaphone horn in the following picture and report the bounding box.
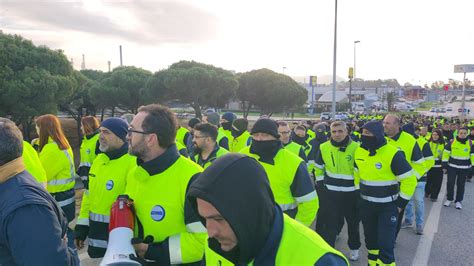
[100,195,141,266]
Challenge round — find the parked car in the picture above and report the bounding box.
[438,108,446,113]
[430,107,437,112]
[446,106,453,111]
[320,112,331,120]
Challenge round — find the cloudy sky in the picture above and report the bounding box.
[2,0,473,85]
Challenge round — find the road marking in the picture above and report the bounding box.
[412,178,447,266]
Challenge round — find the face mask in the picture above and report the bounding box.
[292,135,306,145]
[231,128,243,138]
[361,135,377,151]
[222,122,232,131]
[250,140,281,160]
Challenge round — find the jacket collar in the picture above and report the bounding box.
[137,144,180,176]
[388,130,402,141]
[0,157,25,184]
[197,144,220,166]
[104,143,128,160]
[253,206,283,265]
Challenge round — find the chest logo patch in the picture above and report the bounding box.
[375,162,382,169]
[151,205,166,221]
[106,180,114,190]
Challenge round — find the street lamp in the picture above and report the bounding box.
[331,0,338,118]
[354,40,360,79]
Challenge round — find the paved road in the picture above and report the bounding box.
[419,101,474,119]
[335,174,474,266]
[77,172,474,265]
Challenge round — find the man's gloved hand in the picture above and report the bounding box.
[74,224,89,250]
[131,235,154,259]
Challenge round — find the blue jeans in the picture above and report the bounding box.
[404,181,426,226]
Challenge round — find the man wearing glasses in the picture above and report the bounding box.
[192,123,228,169]
[125,104,206,265]
[277,121,307,162]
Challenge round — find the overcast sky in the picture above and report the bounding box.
[2,0,473,85]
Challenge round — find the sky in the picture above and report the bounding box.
[1,0,474,85]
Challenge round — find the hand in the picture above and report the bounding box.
[74,239,85,250]
[133,243,149,258]
[397,207,403,214]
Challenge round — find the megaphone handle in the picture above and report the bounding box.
[135,215,145,240]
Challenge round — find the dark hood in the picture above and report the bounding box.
[362,121,386,148]
[401,122,417,138]
[187,154,275,264]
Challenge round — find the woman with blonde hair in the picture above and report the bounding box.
[77,116,100,189]
[36,114,76,248]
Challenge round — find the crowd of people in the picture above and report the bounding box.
[0,106,472,265]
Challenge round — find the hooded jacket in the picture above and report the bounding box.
[187,154,347,265]
[188,154,275,264]
[0,157,79,265]
[361,121,387,154]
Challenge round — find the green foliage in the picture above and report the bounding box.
[341,78,400,89]
[152,60,238,118]
[237,69,307,117]
[0,33,75,138]
[142,70,174,105]
[100,66,152,113]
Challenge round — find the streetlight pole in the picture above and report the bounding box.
[331,0,338,118]
[354,41,360,79]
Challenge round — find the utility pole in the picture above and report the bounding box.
[349,67,353,112]
[331,0,338,118]
[81,54,86,70]
[119,45,123,66]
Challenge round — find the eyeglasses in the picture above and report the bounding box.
[127,127,150,136]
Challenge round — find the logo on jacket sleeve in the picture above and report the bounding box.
[375,162,382,169]
[151,205,166,221]
[106,180,114,190]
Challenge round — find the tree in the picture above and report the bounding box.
[103,66,153,114]
[237,69,307,117]
[384,91,397,111]
[58,71,99,139]
[0,33,74,139]
[159,61,238,118]
[141,70,174,105]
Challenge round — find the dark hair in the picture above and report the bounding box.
[138,104,177,148]
[0,118,23,165]
[277,121,289,127]
[194,123,218,142]
[295,125,306,132]
[430,129,445,145]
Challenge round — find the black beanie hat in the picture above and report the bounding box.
[232,118,248,133]
[101,117,129,142]
[188,117,201,129]
[251,118,280,139]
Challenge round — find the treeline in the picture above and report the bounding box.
[0,33,307,138]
